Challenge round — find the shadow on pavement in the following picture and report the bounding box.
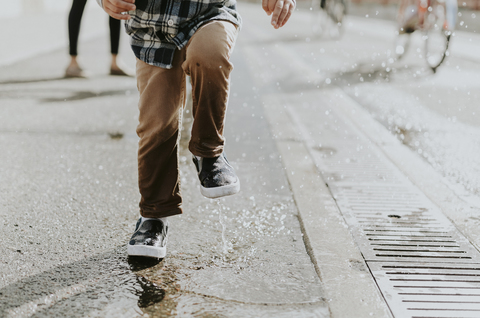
[0,86,132,103]
[261,58,436,97]
[128,256,163,271]
[332,61,436,86]
[40,89,129,103]
[0,247,167,317]
[0,77,67,85]
[0,74,132,86]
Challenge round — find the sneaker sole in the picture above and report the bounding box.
[200,181,240,199]
[127,244,166,259]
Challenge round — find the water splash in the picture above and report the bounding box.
[216,200,232,258]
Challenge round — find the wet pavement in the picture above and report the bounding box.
[0,3,327,317]
[1,1,480,317]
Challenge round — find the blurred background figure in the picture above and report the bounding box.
[65,0,128,78]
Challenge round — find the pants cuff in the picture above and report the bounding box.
[188,143,224,158]
[140,206,183,218]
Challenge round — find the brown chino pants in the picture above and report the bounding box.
[135,21,238,218]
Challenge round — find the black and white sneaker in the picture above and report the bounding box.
[127,218,168,259]
[193,153,240,199]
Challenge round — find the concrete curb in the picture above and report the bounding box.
[262,96,393,318]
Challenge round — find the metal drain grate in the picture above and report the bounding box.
[329,184,480,263]
[288,103,480,317]
[370,262,480,318]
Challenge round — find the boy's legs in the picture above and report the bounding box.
[135,20,237,218]
[130,20,239,258]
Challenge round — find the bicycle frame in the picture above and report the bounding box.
[398,0,456,33]
[396,0,457,71]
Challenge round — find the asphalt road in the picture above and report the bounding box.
[1,1,480,317]
[0,4,327,318]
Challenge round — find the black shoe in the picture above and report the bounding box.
[127,218,168,258]
[192,153,240,199]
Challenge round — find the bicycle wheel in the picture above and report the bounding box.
[423,0,453,71]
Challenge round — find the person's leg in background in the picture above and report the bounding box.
[65,0,87,78]
[108,17,129,76]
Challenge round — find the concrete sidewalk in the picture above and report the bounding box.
[238,4,480,318]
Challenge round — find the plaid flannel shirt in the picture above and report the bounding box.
[97,0,241,69]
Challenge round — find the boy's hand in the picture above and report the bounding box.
[103,0,136,20]
[262,0,295,29]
